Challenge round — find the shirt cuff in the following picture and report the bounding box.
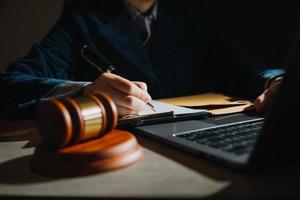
[41,81,92,100]
[261,69,286,90]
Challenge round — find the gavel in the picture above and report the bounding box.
[32,93,143,176]
[37,93,118,149]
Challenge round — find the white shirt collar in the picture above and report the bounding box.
[123,0,158,21]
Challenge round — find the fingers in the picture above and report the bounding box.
[108,74,151,102]
[133,81,148,91]
[84,73,151,116]
[105,87,148,111]
[255,77,283,113]
[255,89,268,113]
[270,77,284,88]
[255,88,274,113]
[117,105,139,116]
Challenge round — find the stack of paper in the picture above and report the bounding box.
[159,92,254,115]
[138,100,206,116]
[118,100,209,126]
[118,93,254,126]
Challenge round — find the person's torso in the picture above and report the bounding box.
[65,0,214,98]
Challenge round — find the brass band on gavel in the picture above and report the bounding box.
[37,93,118,149]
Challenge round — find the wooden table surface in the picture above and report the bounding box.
[0,120,300,199]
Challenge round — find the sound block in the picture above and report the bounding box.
[30,129,143,177]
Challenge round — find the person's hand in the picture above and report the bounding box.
[255,77,284,113]
[83,73,151,116]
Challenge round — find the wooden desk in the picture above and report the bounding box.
[0,120,300,199]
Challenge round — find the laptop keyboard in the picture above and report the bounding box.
[175,119,264,156]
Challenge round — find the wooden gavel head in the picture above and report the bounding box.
[37,93,118,149]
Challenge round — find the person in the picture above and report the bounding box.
[0,0,284,119]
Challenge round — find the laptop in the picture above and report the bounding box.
[134,27,300,171]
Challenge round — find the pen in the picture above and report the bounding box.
[81,45,115,73]
[81,45,156,113]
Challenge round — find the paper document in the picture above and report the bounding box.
[121,100,207,120]
[139,100,206,116]
[118,100,209,126]
[159,93,254,115]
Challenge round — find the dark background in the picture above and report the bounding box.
[0,0,62,72]
[0,0,299,72]
[203,1,299,67]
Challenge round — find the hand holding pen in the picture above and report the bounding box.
[81,45,155,116]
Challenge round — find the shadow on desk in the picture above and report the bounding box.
[0,120,40,148]
[0,120,59,184]
[0,155,60,184]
